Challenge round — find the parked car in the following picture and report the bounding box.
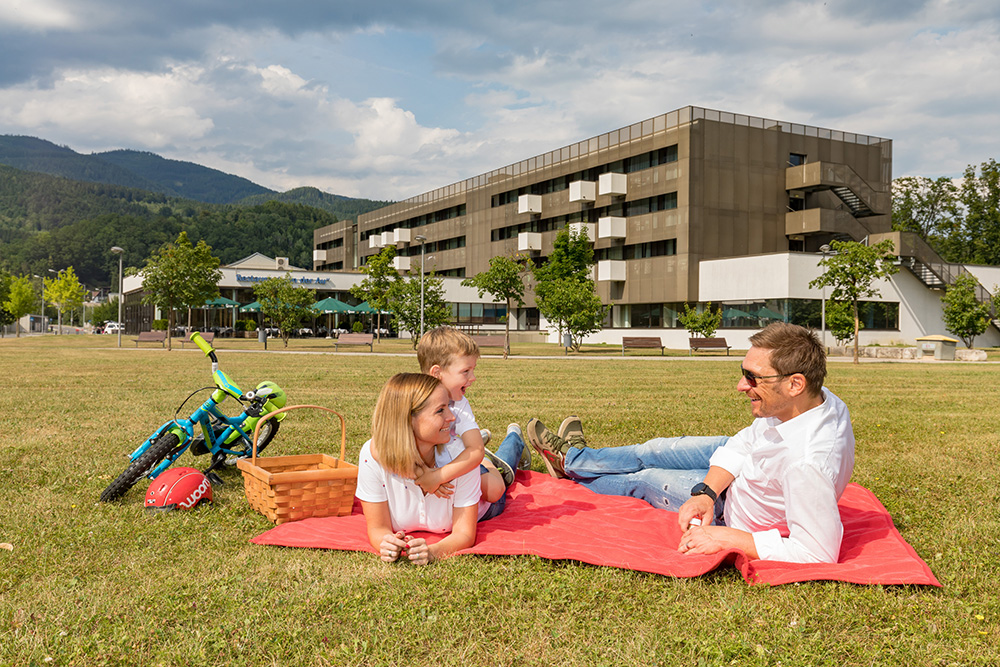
[103,322,124,334]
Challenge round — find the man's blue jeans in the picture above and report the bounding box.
[563,435,730,519]
[479,429,526,522]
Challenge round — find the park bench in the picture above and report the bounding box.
[334,333,374,352]
[622,336,665,356]
[689,337,731,355]
[471,334,506,352]
[133,331,166,348]
[180,331,215,349]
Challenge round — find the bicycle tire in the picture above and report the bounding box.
[252,418,280,457]
[99,432,180,502]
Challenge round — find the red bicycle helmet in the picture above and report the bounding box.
[144,467,213,511]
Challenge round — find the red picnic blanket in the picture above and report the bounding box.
[251,471,940,586]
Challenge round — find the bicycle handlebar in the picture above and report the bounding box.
[190,331,217,360]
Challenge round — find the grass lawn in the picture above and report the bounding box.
[1,335,997,666]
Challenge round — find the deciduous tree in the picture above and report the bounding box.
[43,266,86,334]
[462,254,528,358]
[350,246,400,342]
[388,273,450,348]
[3,275,36,337]
[532,228,607,351]
[140,231,222,350]
[809,239,898,363]
[941,273,992,349]
[678,302,723,339]
[253,274,316,348]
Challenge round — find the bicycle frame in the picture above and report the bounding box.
[127,333,285,480]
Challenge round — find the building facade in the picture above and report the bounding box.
[304,105,995,348]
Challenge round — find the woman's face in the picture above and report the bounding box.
[410,385,455,449]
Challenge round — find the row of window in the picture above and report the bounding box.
[360,235,467,264]
[490,193,678,242]
[595,239,677,262]
[490,145,679,207]
[610,300,899,330]
[451,302,507,324]
[360,203,468,241]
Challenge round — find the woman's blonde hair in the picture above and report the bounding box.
[370,373,443,478]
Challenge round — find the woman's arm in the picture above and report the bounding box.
[359,500,408,562]
[404,504,478,566]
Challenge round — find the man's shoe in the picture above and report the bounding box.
[558,415,586,449]
[480,428,492,446]
[484,449,515,488]
[525,418,568,478]
[508,423,532,470]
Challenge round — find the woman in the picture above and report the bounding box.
[356,373,525,565]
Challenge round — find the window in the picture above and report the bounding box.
[789,153,806,167]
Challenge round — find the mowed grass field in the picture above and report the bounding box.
[1,335,997,666]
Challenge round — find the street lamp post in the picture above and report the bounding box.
[111,246,124,348]
[819,244,831,350]
[414,235,427,340]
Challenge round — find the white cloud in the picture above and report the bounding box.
[0,0,81,31]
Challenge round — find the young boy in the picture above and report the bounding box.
[415,327,522,503]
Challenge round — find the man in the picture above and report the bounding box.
[525,323,855,564]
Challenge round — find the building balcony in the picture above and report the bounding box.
[313,249,327,263]
[568,222,595,242]
[597,259,626,282]
[518,232,543,252]
[569,180,596,203]
[381,231,396,246]
[518,194,543,214]
[392,256,411,271]
[785,208,870,242]
[598,216,626,240]
[393,228,411,245]
[599,173,627,197]
[370,234,383,249]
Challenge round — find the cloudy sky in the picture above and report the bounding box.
[1,0,998,200]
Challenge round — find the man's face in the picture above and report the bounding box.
[433,354,478,403]
[737,346,796,422]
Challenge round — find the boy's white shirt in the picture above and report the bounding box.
[442,395,478,459]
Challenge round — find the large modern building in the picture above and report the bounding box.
[311,105,999,349]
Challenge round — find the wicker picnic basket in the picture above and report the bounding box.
[236,404,358,525]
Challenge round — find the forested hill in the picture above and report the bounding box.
[237,186,392,220]
[0,136,392,218]
[0,163,378,290]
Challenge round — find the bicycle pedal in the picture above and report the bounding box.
[205,472,225,487]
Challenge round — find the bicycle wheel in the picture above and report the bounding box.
[99,432,180,502]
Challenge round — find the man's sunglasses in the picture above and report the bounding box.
[741,367,798,387]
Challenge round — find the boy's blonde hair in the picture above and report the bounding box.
[370,373,442,479]
[416,326,480,373]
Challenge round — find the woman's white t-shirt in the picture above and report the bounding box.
[355,439,488,533]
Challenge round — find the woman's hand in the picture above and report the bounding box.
[378,531,409,562]
[403,537,434,566]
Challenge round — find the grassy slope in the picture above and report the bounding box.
[0,336,996,666]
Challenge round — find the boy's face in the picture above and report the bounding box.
[431,354,478,403]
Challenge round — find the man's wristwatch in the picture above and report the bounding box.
[690,482,718,502]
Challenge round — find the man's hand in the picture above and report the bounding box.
[678,494,714,531]
[678,525,759,559]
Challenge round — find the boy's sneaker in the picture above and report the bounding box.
[525,418,568,478]
[480,428,492,446]
[508,423,532,470]
[483,449,515,488]
[558,415,586,449]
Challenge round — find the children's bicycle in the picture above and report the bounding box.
[99,332,288,502]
